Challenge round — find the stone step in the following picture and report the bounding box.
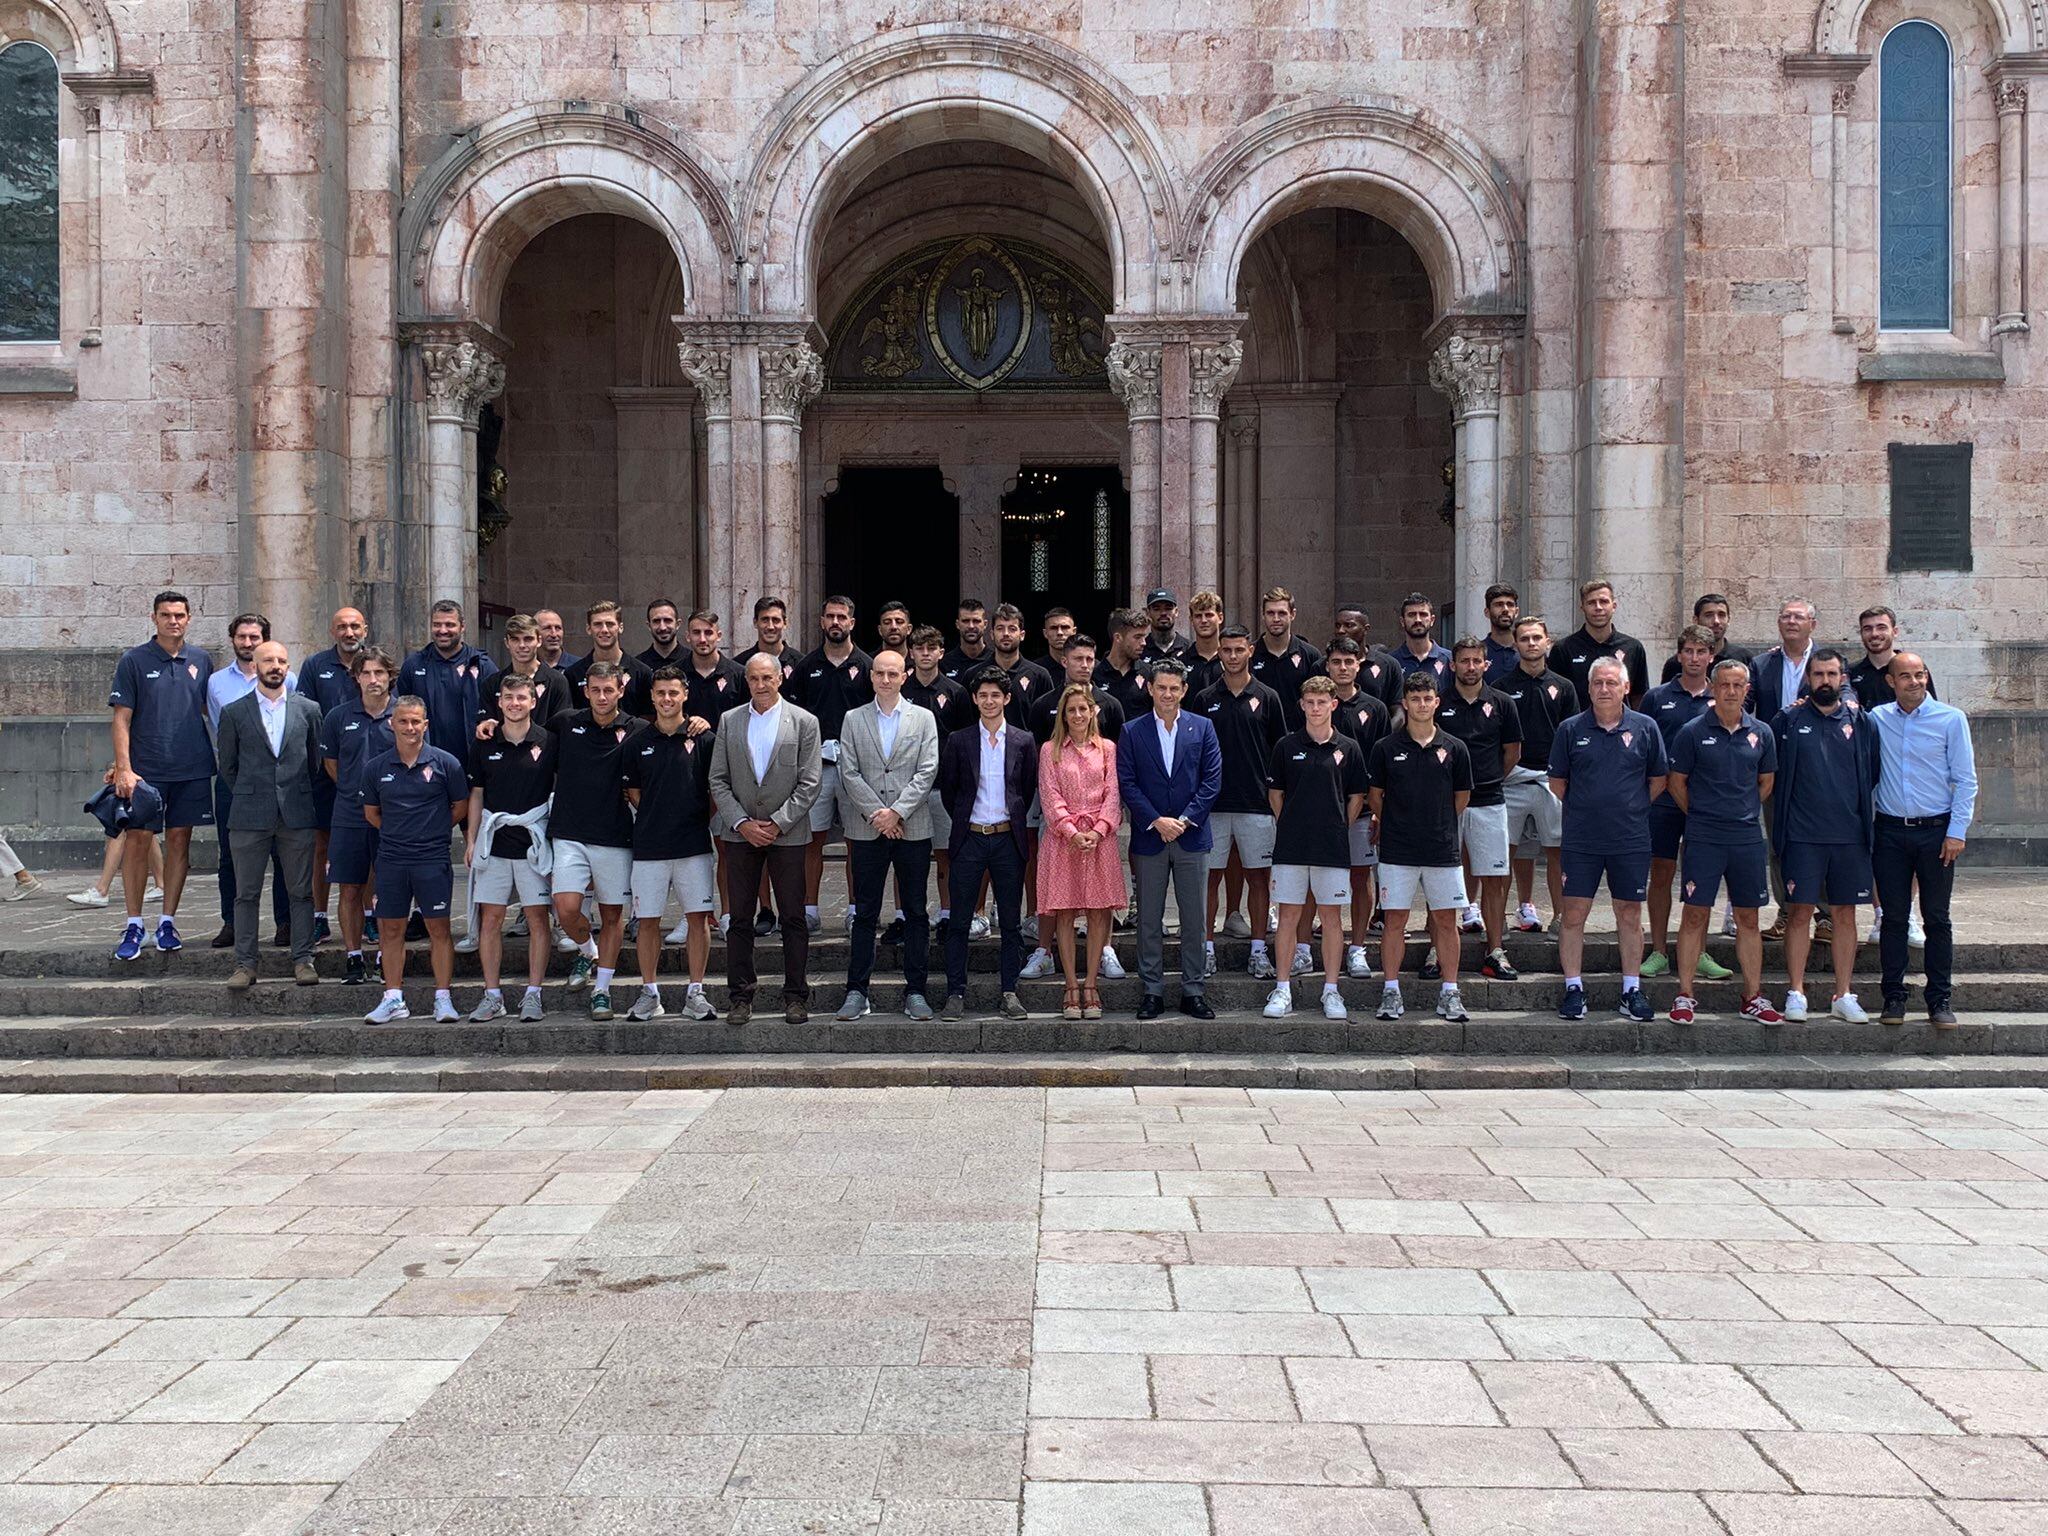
[5,1051,2048,1094]
[0,969,2032,1022]
[0,1008,2031,1060]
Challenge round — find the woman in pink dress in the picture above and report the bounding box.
[1038,685,1126,1019]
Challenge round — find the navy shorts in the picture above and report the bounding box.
[375,859,453,921]
[1782,841,1873,907]
[1681,838,1770,909]
[312,772,337,831]
[1649,802,1687,861]
[1560,847,1651,902]
[153,778,214,830]
[326,820,381,885]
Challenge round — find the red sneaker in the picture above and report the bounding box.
[1741,993,1784,1026]
[1669,995,1696,1025]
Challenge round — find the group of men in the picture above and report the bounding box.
[106,576,1977,1029]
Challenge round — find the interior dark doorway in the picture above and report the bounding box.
[822,466,961,642]
[1000,465,1130,652]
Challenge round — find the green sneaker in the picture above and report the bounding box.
[1639,951,1670,978]
[567,955,594,993]
[589,989,613,1021]
[1696,952,1733,981]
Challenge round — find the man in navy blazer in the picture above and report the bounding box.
[1747,598,1819,929]
[937,667,1038,1019]
[1118,656,1224,1018]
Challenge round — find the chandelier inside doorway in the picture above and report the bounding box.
[1004,470,1114,594]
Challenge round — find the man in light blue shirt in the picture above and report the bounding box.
[1868,653,1975,1028]
[209,613,295,946]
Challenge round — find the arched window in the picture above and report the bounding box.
[1878,21,1952,331]
[0,40,60,343]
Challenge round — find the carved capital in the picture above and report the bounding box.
[1427,331,1504,422]
[1188,339,1245,419]
[675,339,735,416]
[1104,340,1163,420]
[758,339,825,422]
[1995,77,2029,115]
[1227,411,1259,446]
[1832,79,1857,113]
[407,324,508,424]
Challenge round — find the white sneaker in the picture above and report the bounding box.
[1831,993,1870,1023]
[552,926,579,954]
[717,913,732,939]
[1020,947,1057,980]
[1459,904,1484,932]
[665,921,689,944]
[364,994,409,1024]
[807,911,824,936]
[1100,947,1127,980]
[1515,902,1541,932]
[67,888,110,908]
[1261,983,1293,1019]
[1375,984,1405,1020]
[1866,910,1883,945]
[1321,987,1348,1021]
[627,987,665,1022]
[1345,945,1373,979]
[1290,944,1315,978]
[1222,911,1253,939]
[469,993,506,1022]
[1907,916,1926,948]
[1436,985,1470,1023]
[506,913,528,938]
[1267,906,1279,936]
[433,996,460,1023]
[1721,903,1738,938]
[969,915,990,940]
[682,989,717,1021]
[1783,990,1809,1022]
[454,932,479,954]
[1246,949,1277,980]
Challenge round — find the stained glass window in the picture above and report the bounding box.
[0,41,59,343]
[1092,490,1111,591]
[1029,538,1050,593]
[1879,22,1951,331]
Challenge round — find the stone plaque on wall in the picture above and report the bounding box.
[1887,443,1972,572]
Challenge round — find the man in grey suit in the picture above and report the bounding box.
[710,653,824,1024]
[835,649,940,1021]
[215,641,325,990]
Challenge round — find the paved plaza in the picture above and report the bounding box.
[0,1086,2033,1531]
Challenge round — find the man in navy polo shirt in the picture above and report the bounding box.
[1391,593,1454,693]
[1666,658,1779,1025]
[359,696,467,1024]
[1640,625,1729,984]
[1772,649,1881,1025]
[108,590,216,960]
[300,606,369,946]
[1549,656,1668,1022]
[321,647,398,986]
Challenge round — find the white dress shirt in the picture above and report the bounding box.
[971,723,1009,825]
[1778,647,1812,715]
[874,699,901,760]
[256,689,291,757]
[1153,711,1179,776]
[746,700,783,784]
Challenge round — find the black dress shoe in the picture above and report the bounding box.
[270,929,290,948]
[754,909,777,938]
[1179,995,1216,1020]
[1136,995,1165,1020]
[210,923,234,949]
[881,917,907,946]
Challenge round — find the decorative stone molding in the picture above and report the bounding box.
[674,339,735,417]
[405,322,509,424]
[1810,0,2041,55]
[1424,319,1515,422]
[1188,340,1245,419]
[759,339,825,422]
[1995,75,2032,114]
[1103,341,1163,420]
[20,0,123,72]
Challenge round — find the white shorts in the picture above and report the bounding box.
[631,853,717,920]
[1348,818,1378,869]
[1459,803,1511,878]
[1505,771,1562,854]
[472,851,549,908]
[551,839,632,906]
[1380,863,1468,912]
[1272,863,1351,907]
[809,760,842,833]
[1206,811,1276,871]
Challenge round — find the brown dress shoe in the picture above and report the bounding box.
[1813,917,1834,943]
[226,967,257,992]
[727,1001,752,1026]
[293,962,318,986]
[785,998,810,1024]
[211,923,235,949]
[1761,915,1788,941]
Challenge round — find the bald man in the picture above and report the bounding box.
[297,607,369,945]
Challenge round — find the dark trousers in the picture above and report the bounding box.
[230,825,315,968]
[215,777,290,927]
[847,835,932,996]
[947,830,1025,996]
[722,838,809,1004]
[1874,816,1955,1007]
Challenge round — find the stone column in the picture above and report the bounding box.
[1106,338,1164,602]
[1578,0,1686,646]
[1785,55,1872,334]
[412,327,506,628]
[1991,72,2032,336]
[1224,411,1259,618]
[675,330,736,605]
[758,336,825,604]
[1188,337,1245,599]
[1428,328,1506,634]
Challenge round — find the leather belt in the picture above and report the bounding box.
[969,821,1012,835]
[1877,812,1948,827]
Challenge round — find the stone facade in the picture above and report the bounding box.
[1,1,2045,842]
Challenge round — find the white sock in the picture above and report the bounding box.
[939,908,951,920]
[1565,975,1583,989]
[1383,978,1400,990]
[805,904,820,920]
[434,988,452,1004]
[643,982,660,998]
[893,909,905,922]
[523,985,541,999]
[1622,975,1639,991]
[578,938,598,959]
[483,987,501,1000]
[596,967,614,992]
[1205,941,1215,957]
[686,981,703,996]
[1250,939,1267,955]
[1442,980,1456,994]
[383,988,403,1003]
[1323,981,1341,995]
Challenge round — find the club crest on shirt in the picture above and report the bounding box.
[186,663,199,680]
[1746,732,1758,747]
[716,678,727,692]
[1621,731,1633,748]
[1247,696,1260,712]
[1292,654,1303,668]
[1332,749,1344,765]
[848,665,860,680]
[421,765,434,782]
[1435,746,1449,764]
[530,743,542,760]
[1546,685,1558,699]
[614,728,626,743]
[1685,880,1696,897]
[1481,702,1493,717]
[1840,721,1854,739]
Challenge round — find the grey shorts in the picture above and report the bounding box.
[1348,818,1378,869]
[630,854,717,920]
[809,760,842,833]
[551,839,632,906]
[1380,863,1468,912]
[1272,864,1351,907]
[472,851,549,908]
[1505,771,1563,854]
[1459,803,1512,878]
[1206,811,1276,871]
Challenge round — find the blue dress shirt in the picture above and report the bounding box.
[1869,697,1977,840]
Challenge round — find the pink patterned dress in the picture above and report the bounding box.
[1037,737,1127,912]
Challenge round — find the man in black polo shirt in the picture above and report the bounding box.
[1435,637,1523,981]
[907,625,969,941]
[1331,605,1405,716]
[625,667,720,1023]
[680,610,744,735]
[1324,637,1392,977]
[321,647,397,985]
[1249,586,1322,731]
[1850,605,1937,711]
[1557,579,1651,706]
[564,600,655,720]
[735,595,799,687]
[1093,608,1153,722]
[1192,626,1285,982]
[1183,592,1225,698]
[301,605,369,948]
[549,663,646,1021]
[464,674,555,1022]
[478,613,570,730]
[791,595,874,932]
[1661,592,1753,683]
[1262,676,1369,1022]
[107,589,216,960]
[360,696,468,1024]
[1499,616,1577,934]
[989,603,1055,728]
[637,597,684,670]
[1142,589,1191,662]
[874,600,913,660]
[940,598,993,682]
[1368,672,1474,1023]
[1038,606,1076,668]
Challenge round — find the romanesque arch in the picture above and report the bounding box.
[737,23,1181,316]
[1811,0,2043,49]
[0,0,120,69]
[1182,97,1526,320]
[399,102,738,326]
